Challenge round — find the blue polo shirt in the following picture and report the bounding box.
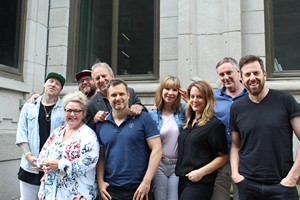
[96,111,160,188]
[214,86,248,152]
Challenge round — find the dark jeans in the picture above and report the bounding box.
[106,185,154,200]
[178,177,214,200]
[237,177,298,200]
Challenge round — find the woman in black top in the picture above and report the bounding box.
[175,80,228,200]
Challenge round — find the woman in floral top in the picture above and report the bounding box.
[36,91,99,200]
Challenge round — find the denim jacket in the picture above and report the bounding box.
[16,96,65,174]
[149,103,186,131]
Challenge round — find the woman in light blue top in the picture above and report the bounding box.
[149,75,185,200]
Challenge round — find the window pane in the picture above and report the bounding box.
[77,0,113,71]
[273,0,300,71]
[76,0,156,77]
[0,0,22,68]
[117,0,154,75]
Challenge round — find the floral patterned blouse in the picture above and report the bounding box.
[37,124,99,200]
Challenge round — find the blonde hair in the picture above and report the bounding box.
[183,81,215,129]
[155,75,182,112]
[62,91,88,112]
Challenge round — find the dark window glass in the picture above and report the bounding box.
[77,0,112,71]
[273,0,300,71]
[0,0,22,69]
[75,0,157,78]
[266,0,300,77]
[117,0,154,75]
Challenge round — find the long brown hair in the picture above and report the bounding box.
[183,81,215,129]
[155,75,182,112]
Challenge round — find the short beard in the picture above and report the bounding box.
[83,87,96,98]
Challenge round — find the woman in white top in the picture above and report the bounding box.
[36,91,99,200]
[149,75,186,200]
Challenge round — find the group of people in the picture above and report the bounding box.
[16,55,300,200]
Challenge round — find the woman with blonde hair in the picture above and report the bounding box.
[175,80,228,200]
[149,75,186,200]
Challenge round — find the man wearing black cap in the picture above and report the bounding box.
[16,72,66,200]
[75,69,97,100]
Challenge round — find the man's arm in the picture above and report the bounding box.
[26,93,40,103]
[96,147,111,200]
[133,136,162,200]
[230,130,244,183]
[85,95,109,130]
[128,88,148,115]
[281,116,300,186]
[18,142,37,165]
[85,106,96,130]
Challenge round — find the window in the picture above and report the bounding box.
[0,0,26,78]
[68,0,159,82]
[265,0,300,78]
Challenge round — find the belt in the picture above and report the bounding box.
[162,156,177,165]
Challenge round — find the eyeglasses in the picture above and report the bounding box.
[78,77,92,84]
[64,109,83,115]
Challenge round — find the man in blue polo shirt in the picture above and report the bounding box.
[212,57,248,200]
[96,78,162,200]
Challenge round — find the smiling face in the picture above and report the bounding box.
[216,62,241,90]
[78,75,96,97]
[241,60,266,96]
[162,87,179,106]
[107,83,130,111]
[92,66,114,95]
[44,78,63,97]
[64,101,84,129]
[189,86,206,115]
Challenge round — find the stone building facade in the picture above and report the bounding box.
[0,0,299,199]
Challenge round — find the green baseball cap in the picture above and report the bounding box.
[45,72,65,87]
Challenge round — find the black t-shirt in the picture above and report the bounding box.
[38,103,54,151]
[175,116,228,183]
[230,89,300,183]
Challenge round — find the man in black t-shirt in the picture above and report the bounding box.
[230,55,300,200]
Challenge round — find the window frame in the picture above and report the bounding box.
[0,0,26,80]
[265,0,300,79]
[67,0,160,83]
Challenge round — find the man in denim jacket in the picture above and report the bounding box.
[16,72,65,200]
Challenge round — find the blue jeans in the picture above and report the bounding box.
[153,161,179,200]
[237,177,298,200]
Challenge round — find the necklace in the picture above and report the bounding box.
[43,104,54,122]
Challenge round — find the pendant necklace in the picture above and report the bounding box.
[43,104,54,122]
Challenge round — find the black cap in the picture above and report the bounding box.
[75,70,92,81]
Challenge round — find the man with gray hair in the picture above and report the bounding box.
[85,62,147,131]
[212,57,247,200]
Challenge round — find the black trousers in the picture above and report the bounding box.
[178,177,214,200]
[106,185,154,200]
[237,178,298,200]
